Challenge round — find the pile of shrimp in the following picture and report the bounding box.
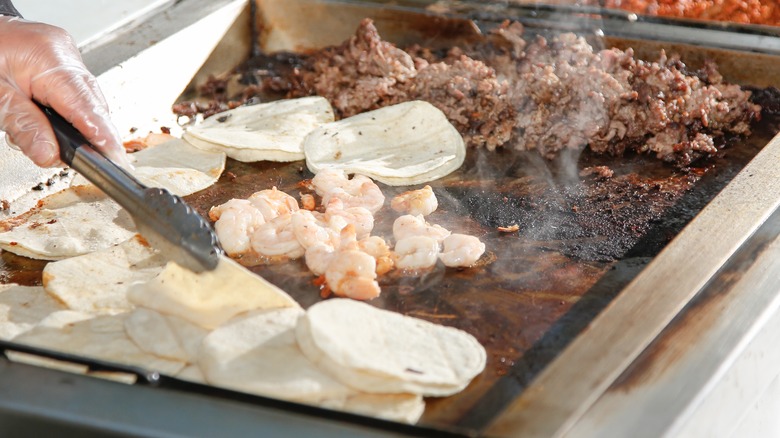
[209,169,486,301]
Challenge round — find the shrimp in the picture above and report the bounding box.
[325,249,380,300]
[312,169,385,214]
[208,199,266,256]
[323,198,374,239]
[250,214,305,259]
[439,234,486,268]
[392,214,451,243]
[358,235,394,275]
[390,185,438,216]
[311,168,350,197]
[393,236,440,271]
[290,210,339,249]
[303,224,360,276]
[305,242,336,276]
[248,187,299,221]
[300,193,316,211]
[324,178,385,214]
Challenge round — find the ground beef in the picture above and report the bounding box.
[502,28,761,165]
[406,55,515,150]
[291,18,515,150]
[175,18,761,166]
[294,18,416,116]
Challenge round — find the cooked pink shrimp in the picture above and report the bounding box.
[392,214,451,243]
[393,236,440,271]
[323,198,374,239]
[208,199,266,256]
[290,210,339,249]
[358,235,394,275]
[312,169,385,214]
[325,249,380,300]
[250,214,304,259]
[311,168,350,197]
[439,234,486,268]
[305,242,336,276]
[391,185,438,216]
[248,187,299,221]
[300,193,316,211]
[303,224,360,276]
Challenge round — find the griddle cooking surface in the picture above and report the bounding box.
[179,100,777,431]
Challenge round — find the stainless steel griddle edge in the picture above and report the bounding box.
[4,1,780,437]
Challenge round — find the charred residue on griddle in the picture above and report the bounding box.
[748,86,780,117]
[445,170,697,262]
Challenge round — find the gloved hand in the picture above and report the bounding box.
[0,16,128,167]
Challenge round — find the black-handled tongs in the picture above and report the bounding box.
[38,103,222,272]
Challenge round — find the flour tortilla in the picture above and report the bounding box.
[0,284,66,340]
[296,299,486,396]
[0,185,136,260]
[124,307,208,363]
[127,254,299,329]
[12,313,185,375]
[36,310,95,329]
[199,307,353,402]
[43,235,165,315]
[319,392,425,424]
[72,138,226,197]
[304,101,466,186]
[184,96,335,162]
[198,306,423,423]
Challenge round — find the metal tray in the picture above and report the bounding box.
[2,0,780,436]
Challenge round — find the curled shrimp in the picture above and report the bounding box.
[393,236,440,271]
[358,235,394,276]
[391,185,438,216]
[305,242,336,276]
[323,198,374,239]
[311,168,350,197]
[290,210,339,249]
[312,169,385,214]
[250,214,305,259]
[325,249,380,300]
[392,214,451,243]
[208,199,266,256]
[248,187,299,221]
[439,234,486,268]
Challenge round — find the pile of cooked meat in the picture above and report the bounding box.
[175,18,761,167]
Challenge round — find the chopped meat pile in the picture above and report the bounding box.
[286,19,516,151]
[598,0,780,27]
[176,18,761,166]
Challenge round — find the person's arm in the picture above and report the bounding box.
[0,1,128,167]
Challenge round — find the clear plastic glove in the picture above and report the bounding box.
[0,16,128,167]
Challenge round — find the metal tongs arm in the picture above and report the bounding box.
[38,103,222,272]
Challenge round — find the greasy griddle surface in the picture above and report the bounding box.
[180,106,775,431]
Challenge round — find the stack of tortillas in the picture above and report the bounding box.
[4,252,486,423]
[303,101,466,186]
[296,299,486,397]
[180,97,466,186]
[183,96,335,162]
[0,136,225,261]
